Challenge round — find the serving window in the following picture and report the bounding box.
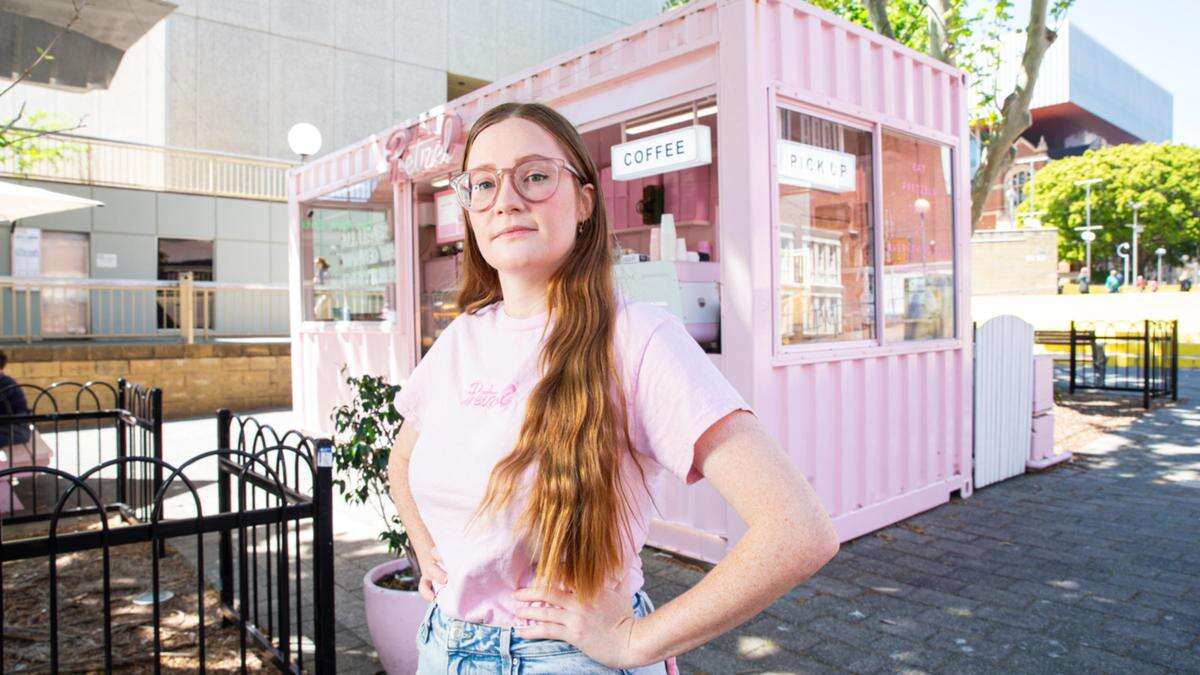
[300,175,397,322]
[775,108,876,346]
[774,105,957,352]
[880,131,955,341]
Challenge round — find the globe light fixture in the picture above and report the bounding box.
[288,122,323,161]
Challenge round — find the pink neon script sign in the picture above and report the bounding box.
[386,115,463,182]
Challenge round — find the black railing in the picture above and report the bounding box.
[218,410,336,674]
[0,407,335,674]
[0,379,161,522]
[1068,319,1179,408]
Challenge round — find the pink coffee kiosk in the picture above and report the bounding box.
[287,0,973,563]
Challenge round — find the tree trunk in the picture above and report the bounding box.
[926,0,952,65]
[969,0,1056,229]
[863,0,896,41]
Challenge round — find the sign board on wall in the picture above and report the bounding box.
[611,125,712,181]
[435,189,465,243]
[96,253,118,268]
[11,227,40,277]
[777,140,856,193]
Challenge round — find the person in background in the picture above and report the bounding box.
[0,349,32,453]
[313,256,333,321]
[1135,274,1146,292]
[1181,271,1192,292]
[1105,269,1120,294]
[1077,266,1090,294]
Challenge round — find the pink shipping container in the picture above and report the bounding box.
[287,0,973,563]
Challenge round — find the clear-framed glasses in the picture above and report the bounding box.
[448,157,586,212]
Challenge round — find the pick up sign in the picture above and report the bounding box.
[777,140,856,193]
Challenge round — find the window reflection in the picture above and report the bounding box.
[881,132,954,341]
[301,175,396,322]
[777,108,875,345]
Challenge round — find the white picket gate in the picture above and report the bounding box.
[973,315,1034,489]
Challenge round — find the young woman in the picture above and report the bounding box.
[388,102,839,674]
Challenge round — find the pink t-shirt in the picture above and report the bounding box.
[394,299,751,626]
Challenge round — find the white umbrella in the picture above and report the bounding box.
[0,180,104,222]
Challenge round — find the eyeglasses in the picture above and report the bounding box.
[448,157,586,212]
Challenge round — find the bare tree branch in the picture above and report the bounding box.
[0,120,88,149]
[0,0,91,101]
[863,0,896,40]
[969,0,1056,228]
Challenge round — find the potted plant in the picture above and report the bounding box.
[330,368,426,675]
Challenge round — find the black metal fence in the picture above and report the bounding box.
[0,379,162,521]
[0,402,335,673]
[217,409,336,674]
[1067,319,1180,408]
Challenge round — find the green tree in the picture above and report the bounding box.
[1017,143,1200,274]
[663,0,1075,229]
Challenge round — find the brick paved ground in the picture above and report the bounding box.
[646,371,1200,674]
[154,371,1198,673]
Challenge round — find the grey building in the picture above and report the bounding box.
[995,22,1173,158]
[1,0,663,336]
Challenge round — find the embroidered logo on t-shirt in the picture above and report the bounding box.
[460,381,518,409]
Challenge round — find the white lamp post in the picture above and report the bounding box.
[1073,178,1102,275]
[1117,242,1130,289]
[287,122,323,162]
[1078,229,1097,277]
[1126,200,1144,281]
[1155,247,1166,285]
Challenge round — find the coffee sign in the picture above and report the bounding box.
[611,125,712,181]
[777,140,856,193]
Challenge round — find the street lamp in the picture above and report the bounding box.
[914,197,931,260]
[1126,200,1144,281]
[1073,178,1103,274]
[1079,230,1096,279]
[1117,242,1131,289]
[287,122,323,162]
[1155,247,1166,285]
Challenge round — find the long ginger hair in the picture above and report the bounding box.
[456,102,645,602]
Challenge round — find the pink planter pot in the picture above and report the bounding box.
[363,559,428,675]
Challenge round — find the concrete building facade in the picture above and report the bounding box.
[1,0,664,324]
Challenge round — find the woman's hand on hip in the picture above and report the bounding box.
[415,546,447,603]
[511,585,647,669]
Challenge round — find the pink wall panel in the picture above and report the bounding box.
[767,348,967,541]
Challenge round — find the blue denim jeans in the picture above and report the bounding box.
[415,590,668,674]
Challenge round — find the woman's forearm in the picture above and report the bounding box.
[387,455,437,555]
[632,521,837,664]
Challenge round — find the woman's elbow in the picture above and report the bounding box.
[785,513,840,581]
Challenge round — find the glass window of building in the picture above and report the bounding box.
[880,131,954,341]
[301,175,396,322]
[776,108,876,346]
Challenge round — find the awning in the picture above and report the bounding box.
[0,0,177,91]
[0,179,104,222]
